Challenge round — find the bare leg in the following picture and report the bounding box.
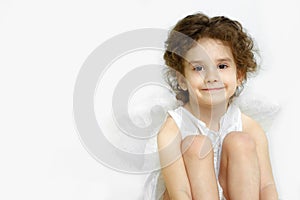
[180,135,219,200]
[218,132,260,200]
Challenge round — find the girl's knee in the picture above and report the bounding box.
[181,135,213,158]
[223,132,256,154]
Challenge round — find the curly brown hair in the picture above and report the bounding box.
[163,13,259,103]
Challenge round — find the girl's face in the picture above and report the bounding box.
[179,38,242,108]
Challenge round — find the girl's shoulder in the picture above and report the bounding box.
[241,112,268,143]
[241,112,263,133]
[157,116,181,149]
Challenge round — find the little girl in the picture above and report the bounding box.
[144,13,278,200]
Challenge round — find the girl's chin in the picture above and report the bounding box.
[188,93,231,107]
[197,97,229,107]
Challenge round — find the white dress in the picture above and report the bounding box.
[143,102,243,200]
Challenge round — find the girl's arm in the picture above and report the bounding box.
[242,114,278,200]
[157,116,192,200]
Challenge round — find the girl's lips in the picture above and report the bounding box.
[202,87,225,91]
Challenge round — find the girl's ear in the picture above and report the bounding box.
[176,71,188,91]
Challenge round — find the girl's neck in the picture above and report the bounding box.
[184,101,229,132]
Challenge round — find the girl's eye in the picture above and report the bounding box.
[193,65,204,71]
[218,64,228,69]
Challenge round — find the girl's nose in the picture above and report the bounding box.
[204,68,220,83]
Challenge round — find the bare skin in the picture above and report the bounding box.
[218,131,260,200]
[181,135,219,199]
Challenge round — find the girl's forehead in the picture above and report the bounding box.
[184,38,234,63]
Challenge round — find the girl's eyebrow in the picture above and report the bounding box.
[188,57,233,65]
[188,60,205,65]
[216,57,233,62]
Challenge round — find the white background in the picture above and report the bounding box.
[1,0,300,199]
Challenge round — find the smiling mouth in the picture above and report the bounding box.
[202,87,225,91]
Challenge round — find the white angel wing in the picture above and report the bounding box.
[233,87,280,133]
